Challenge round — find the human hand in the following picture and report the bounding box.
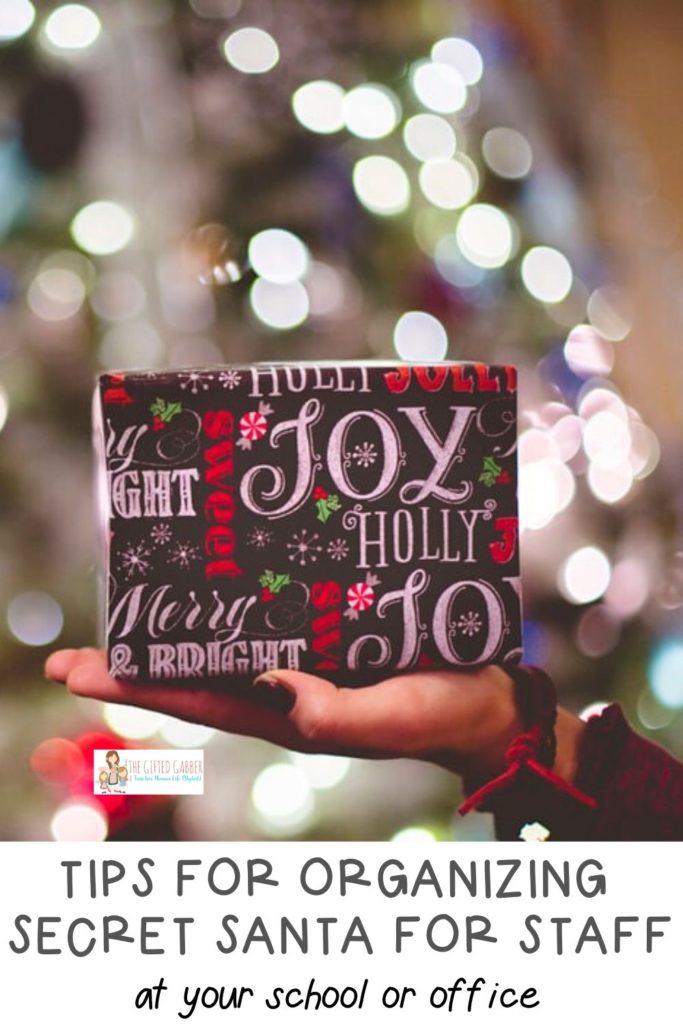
[45,648,530,781]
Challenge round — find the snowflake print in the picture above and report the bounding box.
[457,611,482,637]
[350,441,377,468]
[150,523,173,546]
[178,371,214,395]
[218,369,242,390]
[119,542,152,579]
[167,540,201,569]
[248,526,274,549]
[327,538,349,561]
[286,528,322,567]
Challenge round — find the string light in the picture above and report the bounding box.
[7,592,63,646]
[403,114,456,162]
[418,156,478,210]
[410,59,467,115]
[0,385,8,433]
[521,246,573,304]
[249,278,309,330]
[42,4,101,52]
[456,204,515,268]
[248,228,309,284]
[393,311,448,361]
[0,0,35,42]
[559,546,611,604]
[648,638,683,710]
[342,84,400,140]
[98,320,164,369]
[251,763,314,833]
[289,752,351,790]
[222,26,279,74]
[352,155,410,216]
[587,286,631,341]
[482,127,533,179]
[70,201,135,256]
[564,324,614,377]
[292,80,345,134]
[431,37,483,85]
[102,703,163,740]
[50,801,108,841]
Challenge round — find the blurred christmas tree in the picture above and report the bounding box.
[0,0,681,842]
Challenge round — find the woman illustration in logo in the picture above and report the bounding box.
[105,749,120,786]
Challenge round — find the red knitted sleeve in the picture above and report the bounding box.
[463,694,683,841]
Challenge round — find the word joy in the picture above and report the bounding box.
[241,399,499,517]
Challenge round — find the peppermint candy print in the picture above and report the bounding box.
[344,571,381,620]
[236,401,273,450]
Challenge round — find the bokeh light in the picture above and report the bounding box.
[431,37,483,85]
[289,752,351,790]
[482,127,533,179]
[91,270,146,322]
[456,204,514,268]
[419,156,478,210]
[564,324,615,377]
[586,461,634,504]
[411,59,467,114]
[251,763,314,833]
[98,320,165,369]
[159,718,216,748]
[248,228,309,284]
[291,80,345,134]
[352,155,410,216]
[393,310,448,361]
[637,688,677,730]
[0,385,9,434]
[579,702,610,722]
[587,286,631,341]
[222,26,279,74]
[403,114,456,161]
[648,638,683,709]
[70,201,135,256]
[30,738,86,787]
[103,702,163,740]
[575,605,620,658]
[559,546,611,604]
[521,246,573,303]
[28,267,86,322]
[343,83,400,139]
[42,4,100,51]
[7,591,63,646]
[519,458,575,531]
[0,0,35,42]
[249,278,309,330]
[604,557,650,617]
[391,826,438,843]
[50,801,108,841]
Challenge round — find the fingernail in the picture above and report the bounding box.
[252,673,296,713]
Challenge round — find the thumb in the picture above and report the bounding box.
[250,669,400,756]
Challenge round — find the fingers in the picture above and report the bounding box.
[251,668,430,757]
[45,647,311,751]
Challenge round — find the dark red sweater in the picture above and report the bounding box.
[473,704,683,841]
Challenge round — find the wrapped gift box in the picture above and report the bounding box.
[94,362,522,686]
